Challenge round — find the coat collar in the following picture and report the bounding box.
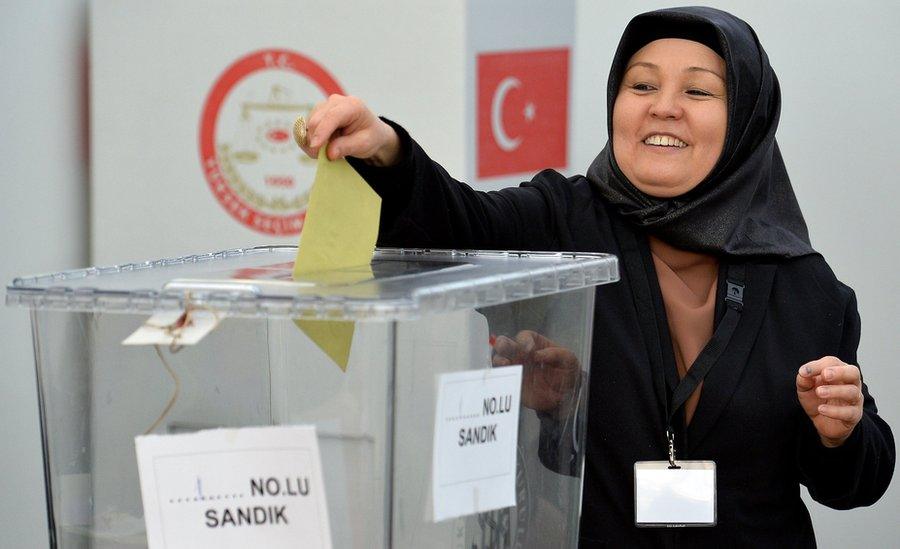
[609,212,777,454]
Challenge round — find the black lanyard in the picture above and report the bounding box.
[665,263,746,467]
[607,213,750,467]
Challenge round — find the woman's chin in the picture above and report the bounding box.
[630,177,698,198]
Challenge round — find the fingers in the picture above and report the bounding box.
[309,98,360,159]
[327,128,379,162]
[492,335,519,359]
[798,356,842,378]
[795,371,817,392]
[797,357,865,445]
[534,347,580,371]
[493,331,577,372]
[306,95,346,144]
[825,364,861,385]
[817,403,863,424]
[304,95,369,160]
[532,348,580,391]
[815,384,862,404]
[799,356,860,382]
[797,357,860,393]
[514,329,565,352]
[513,330,538,355]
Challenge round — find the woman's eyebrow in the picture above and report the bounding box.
[687,66,726,81]
[624,61,658,73]
[625,62,725,82]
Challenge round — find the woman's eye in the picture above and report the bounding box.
[631,83,655,92]
[686,88,714,97]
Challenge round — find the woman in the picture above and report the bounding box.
[302,7,894,546]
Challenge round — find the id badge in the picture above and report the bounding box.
[634,461,716,527]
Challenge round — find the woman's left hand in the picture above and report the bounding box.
[492,330,581,414]
[796,356,864,448]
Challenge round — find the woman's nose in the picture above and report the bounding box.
[649,92,683,119]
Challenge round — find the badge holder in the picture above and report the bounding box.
[634,430,716,527]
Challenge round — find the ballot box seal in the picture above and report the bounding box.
[199,49,344,236]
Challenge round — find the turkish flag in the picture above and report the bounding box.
[477,48,569,179]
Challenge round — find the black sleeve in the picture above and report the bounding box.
[797,289,896,509]
[536,378,587,477]
[347,119,566,251]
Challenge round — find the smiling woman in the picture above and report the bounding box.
[612,38,727,197]
[296,5,894,547]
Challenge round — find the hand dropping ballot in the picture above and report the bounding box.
[291,116,381,370]
[432,366,523,522]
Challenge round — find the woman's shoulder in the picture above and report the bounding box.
[514,170,612,252]
[520,170,595,196]
[517,171,603,216]
[771,253,856,312]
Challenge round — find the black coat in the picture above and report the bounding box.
[349,126,895,547]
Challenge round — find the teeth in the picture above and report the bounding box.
[644,135,687,148]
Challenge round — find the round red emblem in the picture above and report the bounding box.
[199,49,343,235]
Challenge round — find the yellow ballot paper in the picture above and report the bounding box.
[292,146,381,370]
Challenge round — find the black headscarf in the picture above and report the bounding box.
[586,6,815,258]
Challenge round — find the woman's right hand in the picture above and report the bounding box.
[301,94,401,167]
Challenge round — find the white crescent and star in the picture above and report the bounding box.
[490,77,536,152]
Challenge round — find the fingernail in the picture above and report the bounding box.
[824,369,834,381]
[818,404,827,413]
[817,387,829,397]
[803,366,812,376]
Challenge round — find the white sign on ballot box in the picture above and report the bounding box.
[432,365,523,522]
[135,425,331,549]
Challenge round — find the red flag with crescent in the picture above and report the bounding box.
[477,48,569,179]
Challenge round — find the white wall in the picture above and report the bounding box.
[1,1,897,548]
[0,1,89,548]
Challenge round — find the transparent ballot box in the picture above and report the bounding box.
[7,247,618,548]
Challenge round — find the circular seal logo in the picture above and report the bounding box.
[199,49,343,235]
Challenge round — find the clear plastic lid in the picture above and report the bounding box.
[6,246,619,320]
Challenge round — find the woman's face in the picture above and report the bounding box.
[612,38,727,198]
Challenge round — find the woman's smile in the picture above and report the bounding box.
[642,133,688,148]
